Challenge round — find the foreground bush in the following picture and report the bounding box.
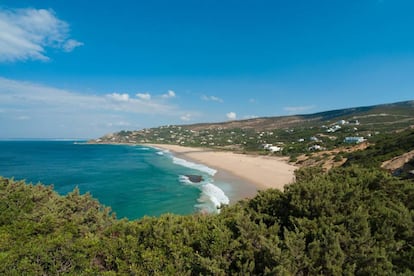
[1,166,413,274]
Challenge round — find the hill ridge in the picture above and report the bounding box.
[182,100,414,131]
[90,100,414,164]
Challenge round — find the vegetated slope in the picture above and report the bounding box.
[90,100,414,157]
[1,165,413,274]
[186,100,414,131]
[0,179,115,274]
[344,128,414,175]
[294,128,414,172]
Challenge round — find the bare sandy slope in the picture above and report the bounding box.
[148,144,297,191]
[381,149,414,171]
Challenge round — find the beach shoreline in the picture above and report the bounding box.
[147,144,297,199]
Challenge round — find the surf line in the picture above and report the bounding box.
[151,146,230,213]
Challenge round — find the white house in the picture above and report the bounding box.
[327,125,342,133]
[310,136,320,142]
[262,143,283,152]
[336,120,348,125]
[268,146,283,153]
[308,145,323,151]
[344,137,365,144]
[262,143,273,149]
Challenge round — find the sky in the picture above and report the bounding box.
[0,0,413,139]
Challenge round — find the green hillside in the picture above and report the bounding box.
[344,128,414,168]
[90,100,414,157]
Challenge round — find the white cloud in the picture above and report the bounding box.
[180,114,192,122]
[201,95,223,103]
[161,90,176,98]
[62,39,84,52]
[283,105,315,114]
[0,7,83,62]
[106,121,131,127]
[243,115,258,119]
[0,77,196,138]
[226,112,237,120]
[107,93,130,102]
[136,92,151,100]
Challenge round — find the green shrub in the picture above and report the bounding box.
[1,164,413,274]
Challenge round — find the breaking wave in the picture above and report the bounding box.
[172,157,217,176]
[178,175,229,214]
[148,145,228,214]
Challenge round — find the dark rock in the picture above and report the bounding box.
[185,175,203,183]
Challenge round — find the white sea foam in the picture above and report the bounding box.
[172,156,217,176]
[178,175,229,213]
[155,149,170,156]
[178,175,193,185]
[150,146,169,152]
[199,183,230,212]
[168,150,226,214]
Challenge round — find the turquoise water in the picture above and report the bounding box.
[0,141,230,219]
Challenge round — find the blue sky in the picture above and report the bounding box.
[0,0,413,138]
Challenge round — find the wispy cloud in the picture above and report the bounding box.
[0,78,188,117]
[201,95,223,103]
[161,90,176,99]
[180,113,192,122]
[0,77,192,138]
[106,121,131,127]
[283,105,316,114]
[0,7,83,62]
[62,39,84,52]
[243,115,258,119]
[226,112,237,120]
[136,92,151,100]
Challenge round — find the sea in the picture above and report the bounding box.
[0,140,233,220]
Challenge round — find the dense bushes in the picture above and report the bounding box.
[1,165,413,274]
[345,129,414,168]
[0,179,114,274]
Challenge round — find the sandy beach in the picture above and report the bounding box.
[148,144,297,195]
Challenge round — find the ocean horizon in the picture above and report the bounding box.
[0,140,232,219]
